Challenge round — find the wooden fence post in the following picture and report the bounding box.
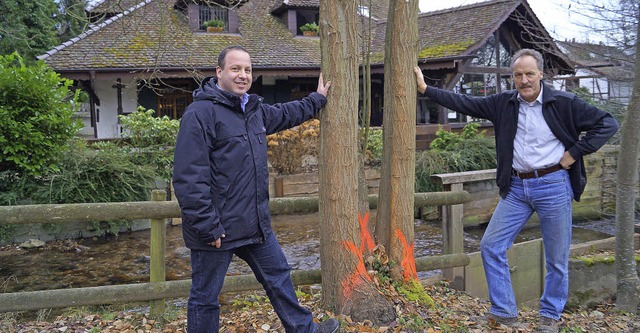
[440,182,465,290]
[149,189,167,321]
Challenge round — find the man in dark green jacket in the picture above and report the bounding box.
[414,48,618,333]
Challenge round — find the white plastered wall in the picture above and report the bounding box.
[92,79,139,139]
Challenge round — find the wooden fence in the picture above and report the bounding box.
[0,190,471,317]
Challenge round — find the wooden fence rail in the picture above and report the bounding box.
[0,192,470,225]
[0,190,471,314]
[0,253,470,313]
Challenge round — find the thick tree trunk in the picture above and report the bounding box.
[615,5,640,313]
[375,0,419,281]
[319,0,394,324]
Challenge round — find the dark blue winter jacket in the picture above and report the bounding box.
[423,82,618,202]
[173,77,326,251]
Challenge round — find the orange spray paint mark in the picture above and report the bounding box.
[395,228,418,281]
[358,211,375,254]
[341,239,372,297]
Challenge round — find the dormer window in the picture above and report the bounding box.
[180,1,240,33]
[199,4,228,32]
[295,10,319,36]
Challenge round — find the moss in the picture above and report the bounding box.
[418,39,475,59]
[396,279,435,307]
[566,290,596,309]
[574,254,617,266]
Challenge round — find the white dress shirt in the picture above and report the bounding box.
[512,85,565,172]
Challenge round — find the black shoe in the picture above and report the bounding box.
[316,318,339,333]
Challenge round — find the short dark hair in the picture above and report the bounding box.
[511,48,544,71]
[217,45,250,69]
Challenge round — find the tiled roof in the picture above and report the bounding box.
[40,0,321,71]
[417,0,518,60]
[88,0,145,13]
[271,0,389,19]
[557,41,634,80]
[40,0,567,74]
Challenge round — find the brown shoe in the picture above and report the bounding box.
[539,316,559,333]
[471,313,531,330]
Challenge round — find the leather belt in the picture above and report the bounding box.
[512,164,563,179]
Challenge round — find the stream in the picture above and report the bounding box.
[0,213,618,294]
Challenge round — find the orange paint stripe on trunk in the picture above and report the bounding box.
[341,240,372,298]
[358,211,375,254]
[395,229,418,281]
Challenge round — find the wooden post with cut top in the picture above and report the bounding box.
[149,189,167,321]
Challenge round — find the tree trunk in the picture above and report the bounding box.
[375,0,419,281]
[615,4,640,313]
[319,0,394,324]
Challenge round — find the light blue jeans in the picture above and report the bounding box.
[480,169,573,320]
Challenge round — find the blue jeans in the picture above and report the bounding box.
[187,233,317,333]
[480,169,572,320]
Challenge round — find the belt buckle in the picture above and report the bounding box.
[512,169,525,178]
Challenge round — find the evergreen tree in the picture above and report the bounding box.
[57,0,89,43]
[0,0,59,63]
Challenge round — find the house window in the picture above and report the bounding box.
[296,9,319,35]
[158,94,191,120]
[199,3,228,31]
[290,81,316,100]
[358,5,370,17]
[449,74,497,122]
[471,34,511,67]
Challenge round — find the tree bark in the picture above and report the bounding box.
[615,3,640,313]
[376,0,420,281]
[319,0,394,324]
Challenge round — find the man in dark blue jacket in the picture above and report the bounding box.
[414,49,618,333]
[173,46,337,333]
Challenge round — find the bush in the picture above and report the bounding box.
[364,128,383,164]
[267,119,320,174]
[119,107,180,184]
[0,140,157,240]
[0,53,81,176]
[299,22,319,33]
[415,123,496,192]
[36,140,156,204]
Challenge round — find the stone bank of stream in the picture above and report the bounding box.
[0,213,618,294]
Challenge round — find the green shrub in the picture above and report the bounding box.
[36,140,156,204]
[0,53,81,176]
[364,128,383,164]
[119,107,179,184]
[0,140,157,240]
[415,123,496,192]
[299,22,319,33]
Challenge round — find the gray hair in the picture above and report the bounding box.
[511,49,544,71]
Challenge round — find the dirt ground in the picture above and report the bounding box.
[1,280,638,333]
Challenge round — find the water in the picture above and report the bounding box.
[0,213,620,294]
